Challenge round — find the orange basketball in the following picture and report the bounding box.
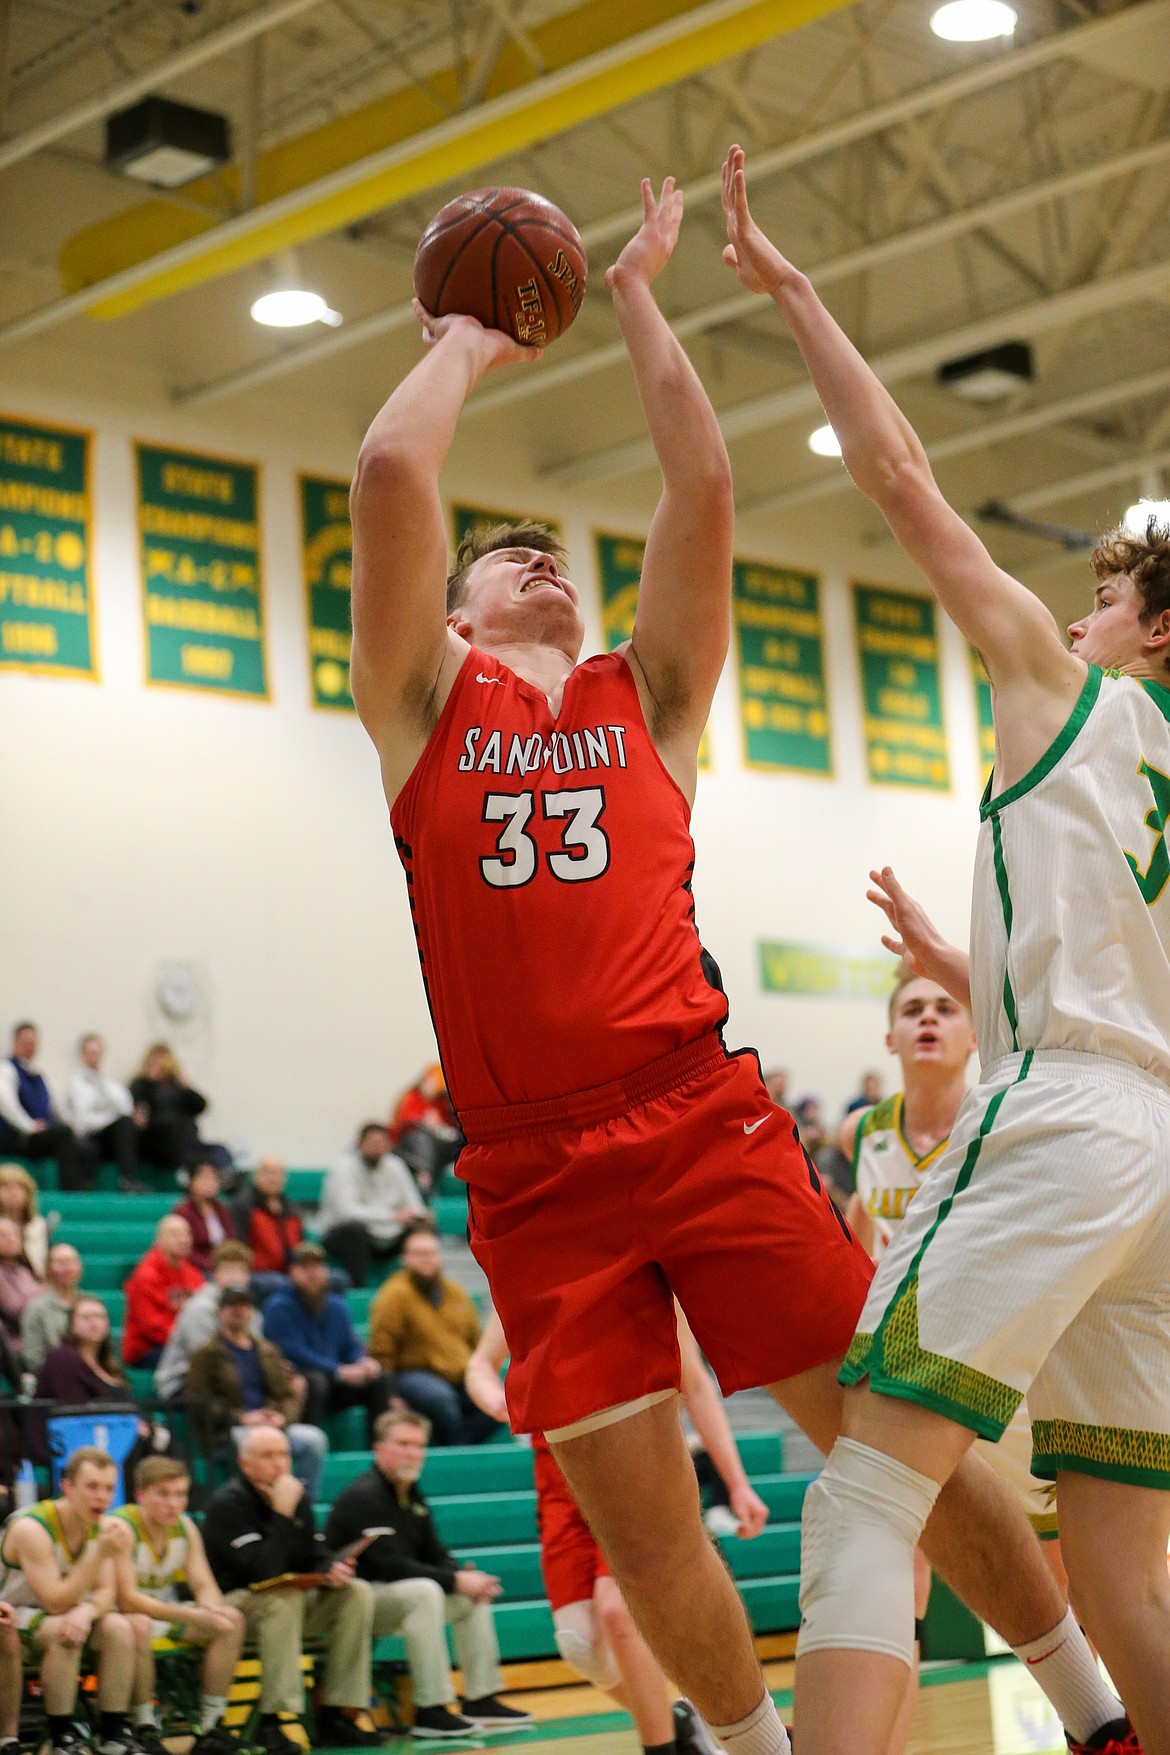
[413,187,587,346]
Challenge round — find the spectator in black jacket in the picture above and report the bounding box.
[201,1424,378,1755]
[324,1409,531,1738]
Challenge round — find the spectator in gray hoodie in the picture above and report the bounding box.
[318,1124,427,1287]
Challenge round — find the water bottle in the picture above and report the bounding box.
[14,1460,37,1509]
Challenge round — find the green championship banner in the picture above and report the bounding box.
[733,558,830,774]
[137,443,268,699]
[759,941,897,999]
[971,646,995,787]
[0,413,95,679]
[852,584,949,790]
[452,501,562,551]
[300,474,353,711]
[595,531,711,768]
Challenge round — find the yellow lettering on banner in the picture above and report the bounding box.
[180,644,234,679]
[310,627,351,660]
[304,523,352,580]
[740,569,809,605]
[0,572,86,613]
[859,627,936,660]
[762,636,800,667]
[0,481,86,521]
[865,717,946,753]
[877,688,930,720]
[736,601,820,636]
[2,619,57,655]
[0,434,63,473]
[146,593,259,639]
[139,505,257,550]
[161,463,234,504]
[867,598,925,631]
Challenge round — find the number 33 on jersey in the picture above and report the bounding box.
[390,649,728,1113]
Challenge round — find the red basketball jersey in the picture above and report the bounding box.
[390,647,728,1112]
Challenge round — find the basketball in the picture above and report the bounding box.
[412,187,587,347]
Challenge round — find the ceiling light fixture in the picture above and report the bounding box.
[1124,499,1170,536]
[250,289,342,329]
[938,340,1033,402]
[930,0,1016,40]
[808,424,842,457]
[106,95,230,189]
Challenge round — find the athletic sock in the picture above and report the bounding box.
[201,1696,229,1731]
[132,1706,158,1729]
[643,1741,676,1755]
[712,1691,792,1755]
[1012,1609,1121,1744]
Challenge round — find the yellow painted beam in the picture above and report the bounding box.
[62,0,848,321]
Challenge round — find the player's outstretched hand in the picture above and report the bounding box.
[720,145,796,297]
[606,177,685,293]
[410,300,543,370]
[867,866,940,971]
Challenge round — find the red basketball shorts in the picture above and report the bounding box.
[533,1439,608,1611]
[460,1036,875,1434]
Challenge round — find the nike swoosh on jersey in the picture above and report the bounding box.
[476,673,503,684]
[743,1117,769,1134]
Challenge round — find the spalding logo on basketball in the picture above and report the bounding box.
[413,187,588,346]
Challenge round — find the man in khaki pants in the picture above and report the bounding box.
[201,1425,379,1755]
[326,1410,531,1739]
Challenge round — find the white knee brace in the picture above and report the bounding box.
[796,1436,940,1667]
[553,1602,620,1690]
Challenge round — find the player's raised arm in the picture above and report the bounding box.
[610,179,735,768]
[349,313,542,762]
[719,148,1083,713]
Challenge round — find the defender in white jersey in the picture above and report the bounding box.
[722,145,1170,1755]
[106,1457,244,1755]
[0,1448,140,1755]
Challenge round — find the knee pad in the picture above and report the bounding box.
[796,1437,940,1668]
[553,1603,619,1691]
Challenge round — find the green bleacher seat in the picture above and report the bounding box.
[284,1169,325,1204]
[80,1253,136,1289]
[421,1443,534,1496]
[432,1194,468,1237]
[51,1193,174,1219]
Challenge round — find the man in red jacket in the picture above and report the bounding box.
[122,1215,204,1368]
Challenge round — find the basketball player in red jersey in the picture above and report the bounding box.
[348,176,1110,1755]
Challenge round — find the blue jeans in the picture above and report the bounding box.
[395,1371,503,1447]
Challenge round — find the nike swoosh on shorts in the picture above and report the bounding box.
[743,1117,769,1135]
[476,673,502,684]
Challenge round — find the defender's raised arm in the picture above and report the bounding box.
[610,179,735,778]
[719,147,1083,743]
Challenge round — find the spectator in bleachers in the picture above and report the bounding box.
[0,1162,48,1276]
[263,1242,395,1440]
[64,1034,143,1192]
[187,1288,327,1501]
[389,1065,461,1200]
[173,1160,237,1277]
[324,1409,528,1737]
[844,1069,884,1115]
[153,1241,255,1403]
[368,1231,500,1447]
[202,1423,380,1754]
[763,1065,790,1107]
[0,1021,87,1190]
[122,1215,203,1368]
[233,1157,303,1280]
[0,1218,42,1360]
[33,1294,170,1471]
[21,1242,83,1374]
[318,1123,427,1288]
[129,1044,209,1177]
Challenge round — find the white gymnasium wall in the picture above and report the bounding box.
[0,369,985,1162]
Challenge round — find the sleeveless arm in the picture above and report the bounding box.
[609,182,734,752]
[719,150,1082,703]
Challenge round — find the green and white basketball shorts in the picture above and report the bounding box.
[841,1048,1170,1488]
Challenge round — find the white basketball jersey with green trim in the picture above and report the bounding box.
[852,1095,948,1257]
[0,1500,98,1612]
[972,666,1170,1078]
[113,1505,190,1601]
